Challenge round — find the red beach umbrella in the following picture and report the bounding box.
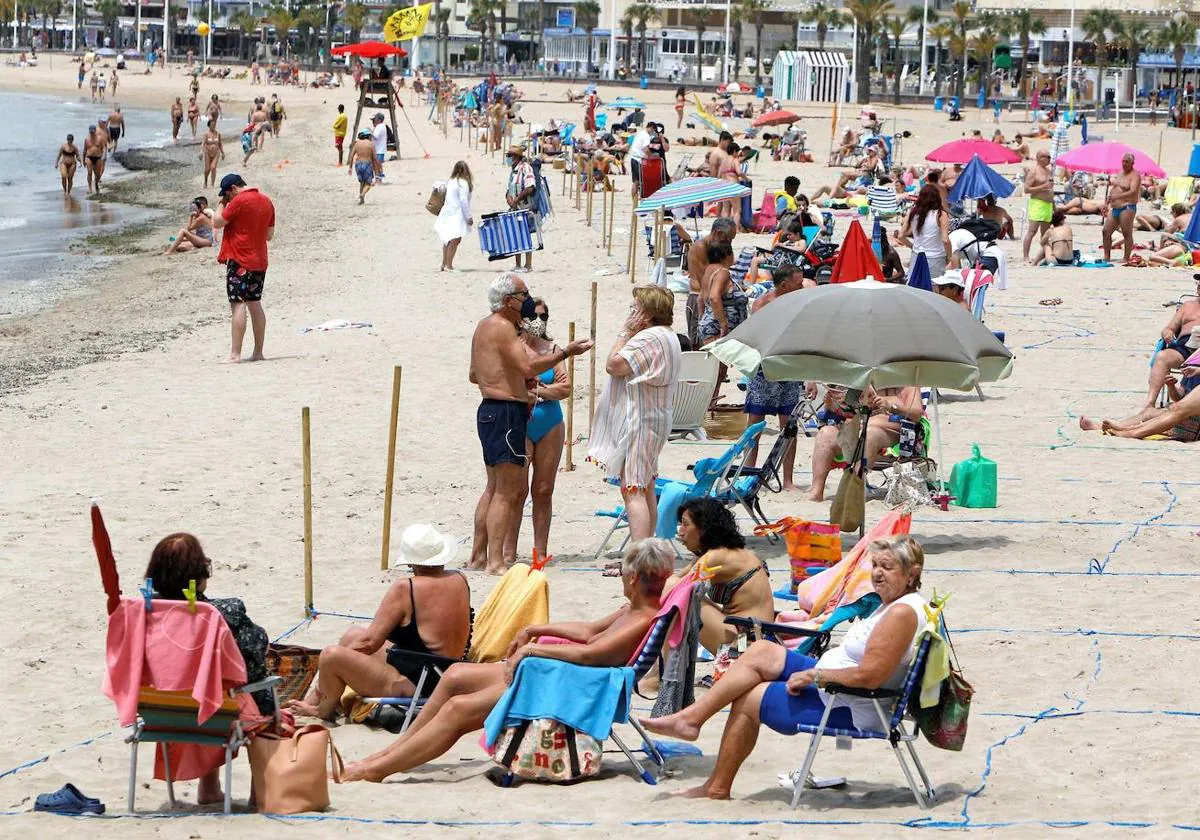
[829,220,884,284]
[331,41,408,58]
[925,138,1021,165]
[92,501,122,615]
[752,109,801,128]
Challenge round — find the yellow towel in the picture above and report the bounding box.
[468,563,550,663]
[918,595,950,709]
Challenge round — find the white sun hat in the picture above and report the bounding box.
[397,524,457,567]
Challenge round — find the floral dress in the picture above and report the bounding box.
[207,595,274,715]
[587,326,682,490]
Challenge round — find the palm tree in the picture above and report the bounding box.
[1081,10,1118,110]
[1115,19,1152,103]
[885,15,906,104]
[1159,17,1199,92]
[845,0,894,104]
[36,0,61,48]
[296,7,324,58]
[267,6,295,58]
[466,0,489,62]
[1003,9,1045,98]
[342,2,370,44]
[728,2,745,80]
[576,0,600,75]
[948,0,970,101]
[971,28,1000,100]
[691,8,720,81]
[738,0,770,85]
[434,6,450,66]
[97,0,120,47]
[229,11,257,61]
[629,3,657,74]
[802,1,844,52]
[929,21,952,98]
[619,8,634,71]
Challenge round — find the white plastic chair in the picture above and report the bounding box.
[670,351,719,440]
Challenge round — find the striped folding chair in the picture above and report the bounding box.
[478,209,544,261]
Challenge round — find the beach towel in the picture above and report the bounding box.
[468,563,549,663]
[483,657,634,747]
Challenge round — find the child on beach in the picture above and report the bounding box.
[240,122,258,165]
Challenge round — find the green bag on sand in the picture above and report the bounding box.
[948,444,997,508]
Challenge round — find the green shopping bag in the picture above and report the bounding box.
[948,444,997,508]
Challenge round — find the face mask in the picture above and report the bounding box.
[519,295,538,320]
[521,317,546,337]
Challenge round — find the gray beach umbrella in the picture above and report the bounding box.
[708,279,1013,391]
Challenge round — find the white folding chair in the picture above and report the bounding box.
[670,351,719,440]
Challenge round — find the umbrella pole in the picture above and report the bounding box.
[589,281,598,433]
[932,387,945,493]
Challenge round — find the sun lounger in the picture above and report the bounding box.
[670,351,719,440]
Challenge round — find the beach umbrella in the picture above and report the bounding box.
[91,501,122,616]
[122,49,141,58]
[635,177,750,215]
[331,41,408,58]
[707,279,1014,391]
[1183,207,1200,245]
[751,109,801,128]
[1053,141,1166,178]
[925,138,1020,165]
[607,96,645,109]
[719,82,749,93]
[948,154,1016,203]
[829,220,883,284]
[907,252,932,291]
[95,47,118,57]
[690,93,726,133]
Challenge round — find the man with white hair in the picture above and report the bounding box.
[468,273,593,574]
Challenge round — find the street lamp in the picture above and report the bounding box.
[919,0,929,95]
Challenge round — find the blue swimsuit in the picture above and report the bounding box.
[528,367,564,444]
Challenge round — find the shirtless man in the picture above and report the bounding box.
[1022,150,1054,263]
[106,106,125,151]
[709,131,736,219]
[1009,133,1030,160]
[187,96,200,136]
[686,217,737,347]
[55,133,79,196]
[1103,153,1141,265]
[978,193,1014,239]
[200,118,224,188]
[205,94,223,126]
[170,97,184,141]
[83,125,105,194]
[268,94,286,137]
[348,129,377,205]
[250,100,270,150]
[468,274,592,575]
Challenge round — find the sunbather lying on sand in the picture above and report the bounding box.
[339,539,673,782]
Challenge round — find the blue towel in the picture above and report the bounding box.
[655,480,691,539]
[483,657,634,747]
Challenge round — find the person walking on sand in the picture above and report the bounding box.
[171,97,184,141]
[268,93,286,136]
[1102,152,1142,266]
[110,68,119,98]
[436,160,474,270]
[187,96,200,136]
[83,125,106,195]
[348,130,377,204]
[212,174,275,363]
[469,274,593,574]
[201,119,224,188]
[89,71,98,102]
[55,133,79,196]
[370,112,388,183]
[106,106,125,152]
[332,103,348,165]
[77,59,86,90]
[97,72,107,101]
[206,94,223,125]
[504,146,537,273]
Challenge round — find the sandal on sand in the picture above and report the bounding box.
[34,784,105,815]
[1039,298,1063,306]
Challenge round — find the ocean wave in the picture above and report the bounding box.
[0,217,29,231]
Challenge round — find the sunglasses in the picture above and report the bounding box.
[533,312,549,321]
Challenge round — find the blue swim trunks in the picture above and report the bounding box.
[241,132,253,154]
[354,160,374,184]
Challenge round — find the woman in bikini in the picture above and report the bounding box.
[506,298,568,565]
[667,498,774,654]
[55,134,79,196]
[675,85,687,129]
[1039,210,1075,266]
[163,196,216,255]
[187,95,200,136]
[200,119,224,188]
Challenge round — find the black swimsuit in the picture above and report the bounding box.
[384,574,472,698]
[705,554,769,608]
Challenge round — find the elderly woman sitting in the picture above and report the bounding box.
[808,385,924,502]
[640,535,927,799]
[341,538,675,782]
[286,524,471,720]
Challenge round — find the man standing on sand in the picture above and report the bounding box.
[170,97,184,140]
[348,129,376,204]
[370,112,388,183]
[107,106,125,152]
[686,217,736,347]
[1102,152,1142,266]
[212,174,275,363]
[332,103,348,165]
[1022,150,1054,264]
[268,93,286,137]
[468,273,593,574]
[709,131,736,219]
[504,145,537,273]
[84,125,106,194]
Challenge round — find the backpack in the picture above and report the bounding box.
[491,718,603,783]
[953,216,1001,243]
[426,182,446,216]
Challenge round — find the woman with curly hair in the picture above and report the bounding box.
[668,498,774,653]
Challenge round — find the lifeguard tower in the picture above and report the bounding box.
[351,74,402,157]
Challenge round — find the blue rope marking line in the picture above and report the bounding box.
[1050,400,1079,450]
[1020,320,1096,351]
[0,731,113,781]
[1089,481,1178,575]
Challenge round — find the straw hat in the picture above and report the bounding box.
[507,145,525,158]
[397,524,457,567]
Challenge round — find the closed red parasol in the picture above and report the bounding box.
[92,501,122,615]
[331,41,408,58]
[829,220,884,284]
[752,109,801,128]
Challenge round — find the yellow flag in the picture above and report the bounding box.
[384,3,432,42]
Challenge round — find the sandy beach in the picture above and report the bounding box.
[1,57,1197,838]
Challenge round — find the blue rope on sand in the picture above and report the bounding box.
[1089,481,1178,575]
[0,731,113,781]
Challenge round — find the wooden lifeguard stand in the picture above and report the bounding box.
[351,76,402,158]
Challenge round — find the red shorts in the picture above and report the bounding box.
[334,136,344,149]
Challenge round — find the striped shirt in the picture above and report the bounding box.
[587,326,682,490]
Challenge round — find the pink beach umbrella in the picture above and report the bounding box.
[1054,141,1166,178]
[925,138,1022,165]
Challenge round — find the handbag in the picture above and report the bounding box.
[830,469,865,533]
[912,630,973,751]
[753,518,841,584]
[425,182,446,216]
[265,643,320,706]
[247,724,343,814]
[492,718,603,783]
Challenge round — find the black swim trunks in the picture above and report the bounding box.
[477,398,528,467]
[1165,336,1194,360]
[226,260,266,303]
[109,126,121,141]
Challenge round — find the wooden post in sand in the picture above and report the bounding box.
[575,155,583,212]
[380,365,402,571]
[1157,130,1164,166]
[601,178,608,245]
[589,282,598,433]
[627,207,639,283]
[586,165,595,226]
[302,406,313,616]
[606,189,615,256]
[566,322,576,471]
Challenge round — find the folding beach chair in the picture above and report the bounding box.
[711,408,801,530]
[785,634,936,808]
[478,209,544,261]
[867,184,901,220]
[1162,176,1195,208]
[670,351,720,440]
[751,189,779,233]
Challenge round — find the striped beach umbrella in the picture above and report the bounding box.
[635,177,751,215]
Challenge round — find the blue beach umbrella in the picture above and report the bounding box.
[907,252,932,291]
[1182,206,1200,246]
[948,154,1016,204]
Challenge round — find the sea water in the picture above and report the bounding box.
[0,90,171,315]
